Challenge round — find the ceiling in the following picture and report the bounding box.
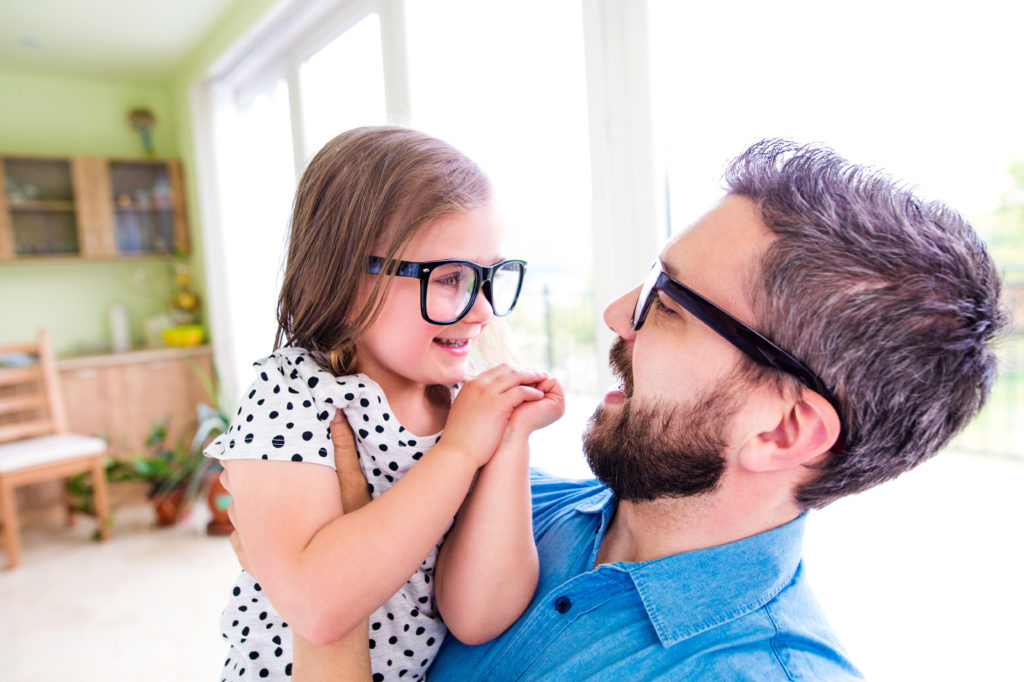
[0,0,242,80]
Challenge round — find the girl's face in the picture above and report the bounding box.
[355,199,505,397]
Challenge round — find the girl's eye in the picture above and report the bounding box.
[435,271,466,288]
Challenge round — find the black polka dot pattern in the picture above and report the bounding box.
[208,349,450,681]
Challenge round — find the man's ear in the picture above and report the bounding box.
[738,391,841,473]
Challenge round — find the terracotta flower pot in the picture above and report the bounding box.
[152,487,189,526]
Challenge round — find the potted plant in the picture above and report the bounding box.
[128,359,232,528]
[132,418,218,526]
[66,458,137,538]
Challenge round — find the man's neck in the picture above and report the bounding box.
[595,486,803,566]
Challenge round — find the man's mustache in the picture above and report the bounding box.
[609,337,633,398]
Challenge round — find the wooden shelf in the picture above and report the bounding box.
[1,154,189,261]
[8,200,76,211]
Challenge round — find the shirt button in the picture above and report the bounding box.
[554,596,572,614]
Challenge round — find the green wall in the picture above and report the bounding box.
[0,68,177,158]
[0,68,178,357]
[0,0,277,358]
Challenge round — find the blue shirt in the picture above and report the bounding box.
[429,471,862,681]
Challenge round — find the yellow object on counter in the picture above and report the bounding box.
[162,325,204,347]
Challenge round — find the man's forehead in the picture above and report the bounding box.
[659,254,686,286]
[655,195,771,320]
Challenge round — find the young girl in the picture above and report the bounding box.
[206,126,564,681]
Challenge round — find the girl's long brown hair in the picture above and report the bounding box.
[275,126,492,374]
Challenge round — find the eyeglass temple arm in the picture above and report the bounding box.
[366,256,420,278]
[662,276,837,406]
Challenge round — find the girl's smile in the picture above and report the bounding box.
[434,337,474,354]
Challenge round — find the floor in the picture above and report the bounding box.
[2,397,1022,681]
[1,500,237,681]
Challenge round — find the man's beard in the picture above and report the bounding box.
[582,338,738,502]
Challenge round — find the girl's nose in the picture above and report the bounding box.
[461,287,495,326]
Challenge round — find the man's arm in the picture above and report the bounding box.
[291,415,372,680]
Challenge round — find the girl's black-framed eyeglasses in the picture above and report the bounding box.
[367,256,527,325]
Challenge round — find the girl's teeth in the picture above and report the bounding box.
[438,339,467,347]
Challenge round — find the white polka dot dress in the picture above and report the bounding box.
[206,348,450,681]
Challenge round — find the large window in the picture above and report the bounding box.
[201,1,389,397]
[299,12,387,159]
[207,75,297,398]
[649,2,1023,679]
[650,0,1024,229]
[404,1,598,465]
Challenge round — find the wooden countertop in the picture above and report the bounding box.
[57,344,212,370]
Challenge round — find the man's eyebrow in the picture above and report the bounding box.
[661,259,681,281]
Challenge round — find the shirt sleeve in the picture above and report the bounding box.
[529,468,606,537]
[204,352,337,469]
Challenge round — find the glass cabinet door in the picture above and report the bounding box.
[2,157,80,256]
[109,161,176,255]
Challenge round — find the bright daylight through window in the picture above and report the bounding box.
[649,2,1022,680]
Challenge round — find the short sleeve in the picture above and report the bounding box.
[204,349,373,469]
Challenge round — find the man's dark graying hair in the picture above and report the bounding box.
[725,138,1008,509]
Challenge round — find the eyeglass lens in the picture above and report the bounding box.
[488,262,524,314]
[631,264,661,327]
[425,261,524,323]
[426,263,477,323]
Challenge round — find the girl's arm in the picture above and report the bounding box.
[224,364,547,645]
[434,375,565,644]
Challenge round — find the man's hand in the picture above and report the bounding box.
[332,410,371,513]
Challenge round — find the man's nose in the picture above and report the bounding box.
[603,285,640,341]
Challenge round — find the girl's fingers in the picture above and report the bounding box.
[474,364,549,392]
[504,385,545,405]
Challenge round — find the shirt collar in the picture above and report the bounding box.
[637,514,806,645]
[575,492,806,647]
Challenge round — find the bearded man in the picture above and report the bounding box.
[427,138,1006,680]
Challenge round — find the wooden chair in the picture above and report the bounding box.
[0,330,110,568]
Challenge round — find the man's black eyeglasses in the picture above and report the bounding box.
[632,262,842,429]
[367,256,527,325]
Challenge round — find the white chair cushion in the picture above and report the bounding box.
[0,434,107,472]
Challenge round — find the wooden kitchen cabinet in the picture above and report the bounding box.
[57,346,214,459]
[0,154,189,260]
